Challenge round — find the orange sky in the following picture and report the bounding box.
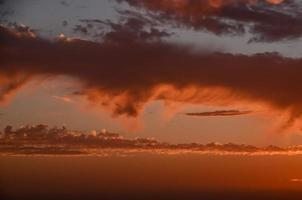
[2,1,302,199]
[1,0,302,146]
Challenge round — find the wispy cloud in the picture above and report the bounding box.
[290,178,302,182]
[53,95,73,103]
[186,110,252,117]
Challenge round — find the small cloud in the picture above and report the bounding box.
[185,110,252,117]
[53,95,72,103]
[60,0,73,7]
[62,20,68,27]
[73,24,88,35]
[290,178,302,182]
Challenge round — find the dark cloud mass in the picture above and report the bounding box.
[1,24,302,128]
[186,110,252,117]
[117,0,302,42]
[77,9,172,42]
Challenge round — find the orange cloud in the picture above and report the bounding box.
[1,25,302,130]
[0,72,31,104]
[266,0,284,4]
[2,124,302,156]
[53,95,73,103]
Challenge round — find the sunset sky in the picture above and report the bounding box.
[1,0,302,146]
[2,1,302,199]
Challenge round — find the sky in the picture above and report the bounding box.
[1,0,302,146]
[3,1,302,200]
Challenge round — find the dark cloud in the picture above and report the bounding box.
[99,18,171,43]
[62,20,68,27]
[1,24,302,127]
[77,10,172,41]
[0,145,85,155]
[116,0,302,42]
[60,0,74,7]
[1,124,302,155]
[0,0,14,23]
[186,110,252,117]
[73,24,88,35]
[0,124,160,151]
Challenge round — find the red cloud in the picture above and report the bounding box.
[1,24,302,128]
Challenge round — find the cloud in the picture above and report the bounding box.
[1,124,159,149]
[73,24,88,35]
[2,124,302,156]
[53,95,73,103]
[290,178,302,182]
[186,110,252,117]
[62,20,68,27]
[116,0,302,42]
[0,72,31,104]
[77,10,173,42]
[60,0,74,7]
[1,24,302,128]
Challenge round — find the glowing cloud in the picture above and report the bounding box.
[1,24,302,130]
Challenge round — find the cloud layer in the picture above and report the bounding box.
[1,24,302,130]
[117,0,302,42]
[2,124,302,156]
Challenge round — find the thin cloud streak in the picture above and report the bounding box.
[53,95,73,103]
[186,110,253,117]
